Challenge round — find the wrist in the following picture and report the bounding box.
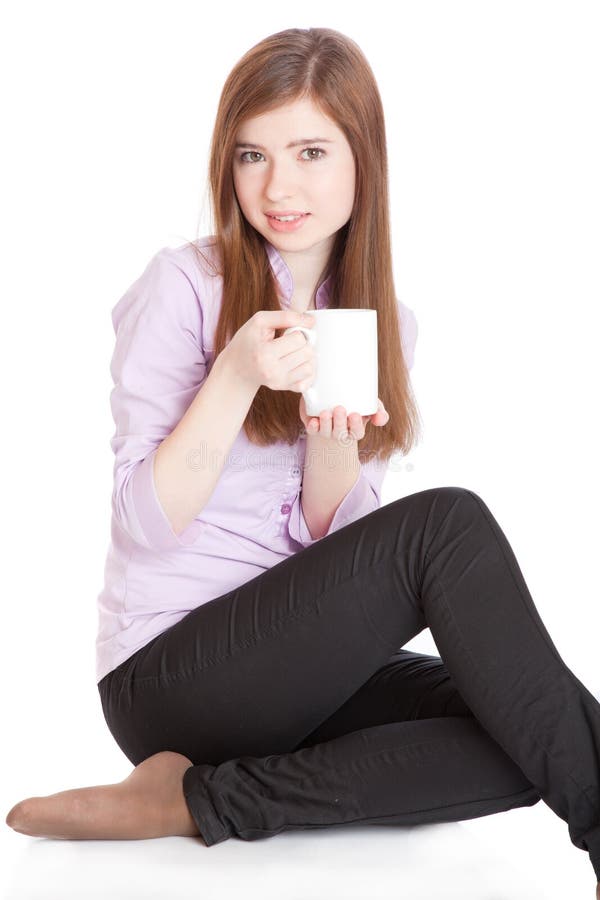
[214,348,260,398]
[304,429,359,452]
[304,433,359,472]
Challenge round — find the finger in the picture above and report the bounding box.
[275,329,313,355]
[299,394,308,421]
[370,400,389,425]
[349,413,364,439]
[260,310,315,330]
[320,409,333,439]
[332,406,347,442]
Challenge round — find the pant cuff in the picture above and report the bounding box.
[182,764,232,847]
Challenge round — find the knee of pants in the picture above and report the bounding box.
[433,486,483,505]
[398,486,483,521]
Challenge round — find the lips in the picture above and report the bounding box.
[265,211,309,217]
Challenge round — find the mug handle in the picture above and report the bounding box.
[283,326,318,410]
[283,325,317,346]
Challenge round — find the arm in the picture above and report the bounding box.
[110,246,256,552]
[293,386,387,545]
[288,298,418,547]
[288,436,389,547]
[154,353,257,537]
[299,436,361,540]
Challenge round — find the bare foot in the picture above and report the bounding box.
[5,751,204,842]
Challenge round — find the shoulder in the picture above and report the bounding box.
[148,235,224,316]
[151,235,222,290]
[151,236,224,354]
[111,236,223,347]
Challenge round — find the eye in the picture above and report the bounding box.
[300,147,326,161]
[237,147,326,164]
[238,151,264,164]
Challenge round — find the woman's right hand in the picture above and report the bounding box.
[220,310,316,393]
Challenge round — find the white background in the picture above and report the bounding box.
[1,1,599,898]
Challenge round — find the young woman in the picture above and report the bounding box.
[6,26,600,894]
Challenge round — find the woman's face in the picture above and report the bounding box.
[232,97,356,255]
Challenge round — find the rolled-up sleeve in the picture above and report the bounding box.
[109,247,208,552]
[288,453,389,547]
[288,299,418,548]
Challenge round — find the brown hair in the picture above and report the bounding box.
[188,26,422,464]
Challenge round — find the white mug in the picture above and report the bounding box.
[284,309,378,417]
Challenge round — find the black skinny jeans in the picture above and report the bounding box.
[97,486,600,879]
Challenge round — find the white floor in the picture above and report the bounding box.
[2,798,596,900]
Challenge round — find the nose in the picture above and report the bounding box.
[264,157,298,201]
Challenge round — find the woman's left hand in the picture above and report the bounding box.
[299,396,389,442]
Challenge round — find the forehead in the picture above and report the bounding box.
[237,97,338,137]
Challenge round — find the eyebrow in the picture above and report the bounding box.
[234,138,334,150]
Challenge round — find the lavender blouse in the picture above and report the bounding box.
[95,236,418,683]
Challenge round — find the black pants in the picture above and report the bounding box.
[97,486,600,879]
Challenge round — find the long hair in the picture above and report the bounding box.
[188,27,422,463]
